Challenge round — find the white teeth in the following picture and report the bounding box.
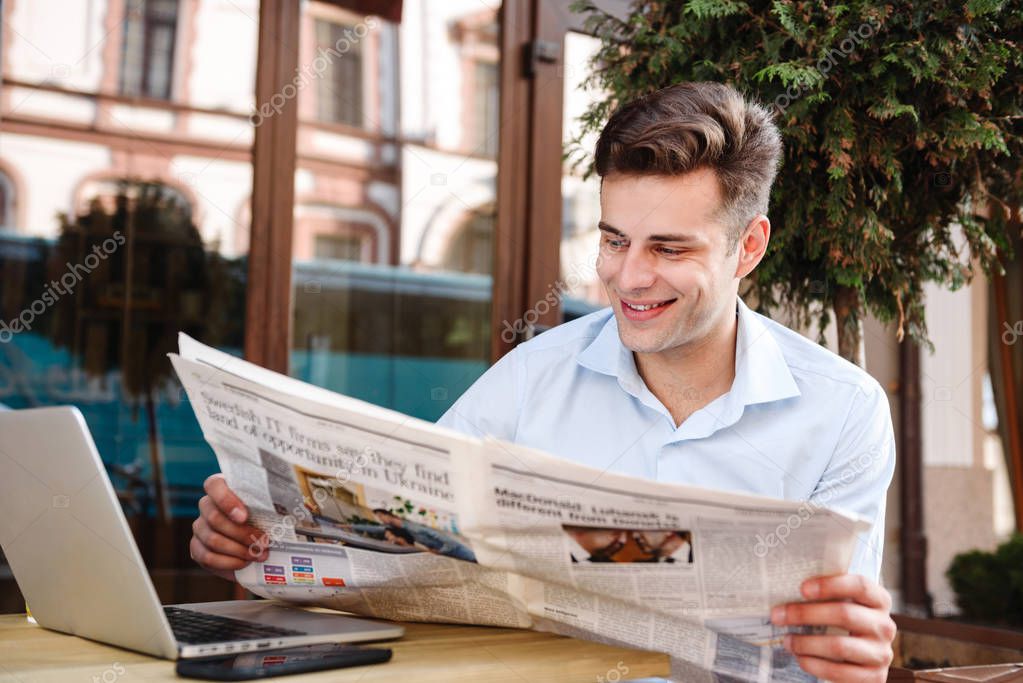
[625,302,665,311]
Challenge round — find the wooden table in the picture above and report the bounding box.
[0,614,670,682]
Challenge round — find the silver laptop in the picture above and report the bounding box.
[0,406,404,658]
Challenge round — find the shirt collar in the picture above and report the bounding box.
[577,297,801,410]
[731,297,801,406]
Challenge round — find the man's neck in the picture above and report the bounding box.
[633,304,739,428]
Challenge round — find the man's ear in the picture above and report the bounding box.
[734,214,770,279]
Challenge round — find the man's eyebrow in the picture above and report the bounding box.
[597,221,702,243]
[597,221,625,236]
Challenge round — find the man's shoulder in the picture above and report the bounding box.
[757,311,885,398]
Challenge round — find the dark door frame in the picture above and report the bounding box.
[246,0,300,372]
[491,0,630,359]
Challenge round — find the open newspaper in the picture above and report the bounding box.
[171,334,869,682]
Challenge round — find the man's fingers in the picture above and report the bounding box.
[198,495,265,549]
[802,574,893,611]
[193,476,270,580]
[189,536,250,572]
[791,654,887,683]
[191,516,262,562]
[774,601,893,639]
[787,634,893,668]
[203,474,249,524]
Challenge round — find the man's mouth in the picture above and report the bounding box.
[620,297,677,320]
[622,300,673,311]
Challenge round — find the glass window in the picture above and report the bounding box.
[472,61,499,158]
[442,203,494,275]
[314,232,369,262]
[560,32,608,318]
[454,11,500,158]
[120,0,180,100]
[0,171,13,230]
[314,19,364,127]
[1,0,257,604]
[290,1,500,422]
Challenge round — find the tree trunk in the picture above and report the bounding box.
[898,338,930,616]
[146,391,170,525]
[833,285,865,367]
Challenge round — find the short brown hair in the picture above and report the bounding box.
[594,82,782,253]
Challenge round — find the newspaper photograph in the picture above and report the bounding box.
[171,333,870,682]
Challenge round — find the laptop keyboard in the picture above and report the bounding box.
[164,606,305,644]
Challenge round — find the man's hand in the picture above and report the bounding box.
[772,574,896,683]
[190,474,269,582]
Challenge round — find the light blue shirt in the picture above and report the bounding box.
[438,297,896,581]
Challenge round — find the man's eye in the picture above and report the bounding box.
[602,237,627,251]
[656,246,685,256]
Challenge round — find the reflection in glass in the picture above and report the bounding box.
[0,170,14,229]
[290,1,501,421]
[120,0,181,100]
[561,32,609,309]
[315,18,365,127]
[0,182,246,521]
[1,0,256,595]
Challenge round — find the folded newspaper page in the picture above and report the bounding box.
[171,333,869,682]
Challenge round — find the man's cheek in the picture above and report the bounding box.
[659,271,696,297]
[596,262,618,289]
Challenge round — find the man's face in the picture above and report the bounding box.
[597,169,745,357]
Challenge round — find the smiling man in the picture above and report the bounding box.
[190,82,896,682]
[439,82,897,682]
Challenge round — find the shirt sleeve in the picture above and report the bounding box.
[808,379,897,582]
[436,346,525,441]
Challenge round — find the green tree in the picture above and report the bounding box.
[570,0,1022,364]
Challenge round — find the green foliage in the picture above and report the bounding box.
[570,0,1023,347]
[390,495,428,518]
[946,534,1023,625]
[391,495,416,516]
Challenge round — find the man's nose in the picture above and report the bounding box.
[617,246,657,291]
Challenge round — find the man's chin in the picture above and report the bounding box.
[617,328,672,355]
